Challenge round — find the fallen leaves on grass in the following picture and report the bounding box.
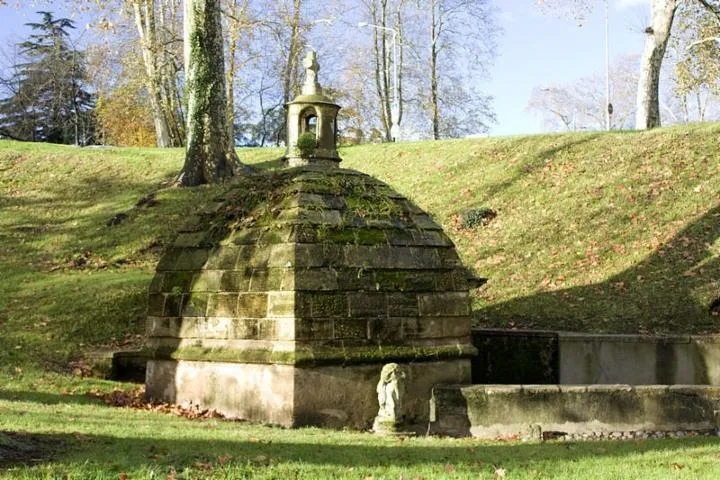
[87,388,224,420]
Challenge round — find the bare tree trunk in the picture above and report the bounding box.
[158,0,185,146]
[635,0,677,130]
[368,0,392,141]
[396,5,404,128]
[430,0,440,140]
[225,0,239,148]
[224,0,253,148]
[180,0,249,186]
[133,0,173,147]
[277,0,303,146]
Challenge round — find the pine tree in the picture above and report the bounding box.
[0,11,95,144]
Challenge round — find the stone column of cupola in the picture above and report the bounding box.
[284,51,341,168]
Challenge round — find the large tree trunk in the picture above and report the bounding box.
[180,0,248,186]
[635,0,678,130]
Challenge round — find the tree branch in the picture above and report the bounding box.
[696,0,720,23]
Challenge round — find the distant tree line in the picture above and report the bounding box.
[0,0,499,148]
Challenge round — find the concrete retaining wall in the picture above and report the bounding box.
[471,329,720,386]
[429,384,720,439]
[558,334,720,385]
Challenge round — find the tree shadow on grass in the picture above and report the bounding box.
[249,157,286,171]
[476,203,720,334]
[0,390,102,406]
[0,431,68,469]
[1,426,718,475]
[481,134,601,201]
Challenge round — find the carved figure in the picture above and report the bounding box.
[373,363,408,435]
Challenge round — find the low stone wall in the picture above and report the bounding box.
[429,384,720,439]
[471,329,720,386]
[559,333,720,385]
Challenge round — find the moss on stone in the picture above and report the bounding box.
[148,343,477,366]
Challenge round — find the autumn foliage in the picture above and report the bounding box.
[95,85,157,147]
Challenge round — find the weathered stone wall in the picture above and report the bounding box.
[146,168,475,365]
[470,329,720,386]
[429,384,720,439]
[559,333,720,385]
[471,329,558,384]
[145,167,477,427]
[147,358,471,428]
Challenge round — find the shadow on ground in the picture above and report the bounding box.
[1,422,718,474]
[476,203,720,333]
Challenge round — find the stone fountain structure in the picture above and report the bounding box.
[144,51,479,429]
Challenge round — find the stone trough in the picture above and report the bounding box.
[429,384,720,440]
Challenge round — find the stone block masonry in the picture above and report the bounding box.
[428,384,720,439]
[471,329,720,386]
[145,167,479,428]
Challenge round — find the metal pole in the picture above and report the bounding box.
[605,0,611,131]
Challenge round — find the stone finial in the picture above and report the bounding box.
[373,363,408,434]
[301,50,322,96]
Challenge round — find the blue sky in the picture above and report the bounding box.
[0,0,651,137]
[488,0,650,135]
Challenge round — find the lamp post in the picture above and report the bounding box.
[358,21,400,141]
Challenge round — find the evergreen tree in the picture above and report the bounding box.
[0,11,95,144]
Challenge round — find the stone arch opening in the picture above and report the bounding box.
[300,108,318,137]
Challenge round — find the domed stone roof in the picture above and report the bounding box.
[146,166,477,368]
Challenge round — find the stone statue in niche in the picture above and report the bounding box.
[373,363,406,434]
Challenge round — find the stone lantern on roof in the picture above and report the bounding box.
[285,51,341,168]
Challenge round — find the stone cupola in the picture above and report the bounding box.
[145,51,480,430]
[285,51,341,168]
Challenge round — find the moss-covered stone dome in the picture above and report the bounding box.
[145,166,478,427]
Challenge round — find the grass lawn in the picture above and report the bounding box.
[2,373,720,479]
[1,126,720,478]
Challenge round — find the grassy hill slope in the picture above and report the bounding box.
[341,125,720,334]
[1,124,719,375]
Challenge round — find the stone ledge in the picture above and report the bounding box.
[558,333,692,344]
[429,383,720,439]
[147,342,478,367]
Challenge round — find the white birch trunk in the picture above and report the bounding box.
[635,0,678,130]
[133,0,173,147]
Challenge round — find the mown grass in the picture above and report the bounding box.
[1,127,719,477]
[2,378,720,479]
[2,125,719,376]
[339,125,720,334]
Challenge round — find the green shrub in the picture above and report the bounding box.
[460,206,497,229]
[297,132,317,157]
